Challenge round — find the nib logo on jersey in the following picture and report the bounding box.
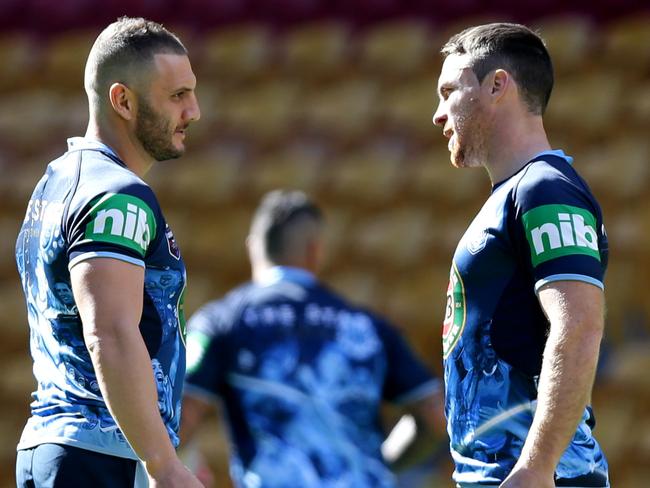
[84,193,157,257]
[522,204,601,266]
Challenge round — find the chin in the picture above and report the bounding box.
[450,148,466,168]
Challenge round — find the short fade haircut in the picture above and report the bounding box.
[84,17,187,106]
[250,190,324,262]
[441,23,553,115]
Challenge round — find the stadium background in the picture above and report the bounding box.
[0,0,648,486]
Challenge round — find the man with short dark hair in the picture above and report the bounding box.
[432,23,609,488]
[15,17,202,487]
[180,190,445,487]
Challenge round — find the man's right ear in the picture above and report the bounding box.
[108,82,135,121]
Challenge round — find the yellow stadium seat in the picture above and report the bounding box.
[219,80,298,143]
[297,77,379,142]
[545,70,621,137]
[199,24,273,81]
[602,13,650,71]
[350,206,435,266]
[577,135,650,200]
[533,15,596,74]
[380,77,440,142]
[357,20,435,79]
[323,139,405,202]
[0,33,38,91]
[280,21,351,80]
[42,30,96,91]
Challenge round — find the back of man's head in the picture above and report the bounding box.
[84,17,187,110]
[442,22,553,115]
[249,190,324,269]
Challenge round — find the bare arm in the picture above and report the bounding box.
[500,280,604,488]
[383,388,447,470]
[71,258,203,487]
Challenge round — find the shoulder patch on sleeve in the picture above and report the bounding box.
[186,331,211,374]
[522,204,600,266]
[83,193,157,257]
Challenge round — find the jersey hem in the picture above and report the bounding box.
[17,436,138,460]
[456,485,608,488]
[69,251,145,270]
[534,274,604,293]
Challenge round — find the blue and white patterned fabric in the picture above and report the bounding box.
[443,151,609,487]
[15,137,187,459]
[185,266,439,488]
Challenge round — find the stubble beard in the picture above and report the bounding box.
[450,101,488,170]
[135,96,184,162]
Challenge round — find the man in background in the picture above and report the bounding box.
[15,17,202,487]
[433,22,609,487]
[181,189,446,487]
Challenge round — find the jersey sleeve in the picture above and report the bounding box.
[511,162,607,292]
[184,301,231,402]
[376,319,440,405]
[66,182,160,270]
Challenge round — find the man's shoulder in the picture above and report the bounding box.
[188,282,256,335]
[510,154,597,212]
[77,150,151,194]
[67,151,160,225]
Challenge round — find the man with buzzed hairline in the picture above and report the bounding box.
[15,17,202,487]
[180,190,445,488]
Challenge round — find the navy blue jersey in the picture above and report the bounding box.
[443,151,609,486]
[185,266,439,488]
[15,138,187,459]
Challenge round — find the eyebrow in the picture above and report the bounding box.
[171,86,194,95]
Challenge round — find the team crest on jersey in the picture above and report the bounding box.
[443,262,466,359]
[165,224,181,260]
[466,229,489,255]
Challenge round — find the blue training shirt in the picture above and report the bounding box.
[185,266,440,488]
[443,151,609,487]
[15,137,187,459]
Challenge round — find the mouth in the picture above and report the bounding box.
[445,129,455,151]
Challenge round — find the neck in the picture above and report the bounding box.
[484,113,551,185]
[86,115,154,178]
[252,260,315,283]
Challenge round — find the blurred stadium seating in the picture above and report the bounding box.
[1,1,649,486]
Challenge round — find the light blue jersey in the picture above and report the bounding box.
[15,138,187,459]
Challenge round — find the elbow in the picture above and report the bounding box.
[83,320,139,356]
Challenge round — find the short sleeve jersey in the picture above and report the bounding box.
[184,266,439,488]
[443,151,609,486]
[15,138,187,459]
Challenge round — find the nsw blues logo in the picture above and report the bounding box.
[466,229,489,255]
[443,262,466,358]
[165,223,181,260]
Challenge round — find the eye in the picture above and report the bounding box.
[440,87,453,100]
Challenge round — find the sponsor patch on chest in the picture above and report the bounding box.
[443,262,466,358]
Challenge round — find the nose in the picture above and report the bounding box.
[185,93,201,123]
[432,102,446,127]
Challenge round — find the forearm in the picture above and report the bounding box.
[384,391,447,471]
[87,327,176,475]
[385,415,438,471]
[517,315,602,473]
